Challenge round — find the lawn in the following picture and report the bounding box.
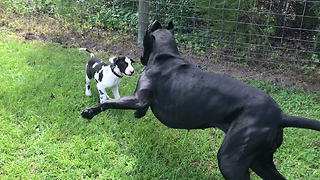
[0,30,319,179]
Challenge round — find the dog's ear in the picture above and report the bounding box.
[143,30,155,50]
[148,20,162,32]
[109,56,118,64]
[167,21,174,34]
[141,34,155,66]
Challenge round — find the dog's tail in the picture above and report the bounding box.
[281,114,320,131]
[79,48,94,58]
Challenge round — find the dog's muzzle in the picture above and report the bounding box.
[125,69,135,76]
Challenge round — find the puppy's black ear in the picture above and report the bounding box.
[167,21,174,34]
[109,56,120,64]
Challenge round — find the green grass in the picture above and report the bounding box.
[0,31,319,180]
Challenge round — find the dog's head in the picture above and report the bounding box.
[140,21,178,66]
[109,56,135,76]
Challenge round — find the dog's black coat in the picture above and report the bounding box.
[86,57,106,82]
[81,21,320,180]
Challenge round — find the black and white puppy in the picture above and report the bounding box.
[79,48,135,103]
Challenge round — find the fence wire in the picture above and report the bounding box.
[145,0,320,70]
[3,0,320,70]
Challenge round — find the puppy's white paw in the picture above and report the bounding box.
[86,90,92,96]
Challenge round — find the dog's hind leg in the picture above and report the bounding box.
[85,65,92,96]
[85,74,92,96]
[217,122,269,180]
[218,138,253,180]
[250,153,286,180]
[250,130,286,180]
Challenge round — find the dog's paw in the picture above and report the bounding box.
[81,108,95,120]
[134,110,146,119]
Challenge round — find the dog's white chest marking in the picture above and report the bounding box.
[95,66,121,87]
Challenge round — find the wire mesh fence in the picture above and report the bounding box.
[143,0,320,71]
[2,0,320,71]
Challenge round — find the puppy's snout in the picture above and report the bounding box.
[125,67,135,76]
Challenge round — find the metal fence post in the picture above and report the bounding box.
[138,0,149,48]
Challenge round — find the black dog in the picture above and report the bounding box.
[81,21,320,180]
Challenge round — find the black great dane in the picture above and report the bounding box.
[81,21,320,180]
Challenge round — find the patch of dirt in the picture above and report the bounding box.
[22,30,320,93]
[184,53,320,93]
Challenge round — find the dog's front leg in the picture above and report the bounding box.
[111,86,120,99]
[81,94,147,120]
